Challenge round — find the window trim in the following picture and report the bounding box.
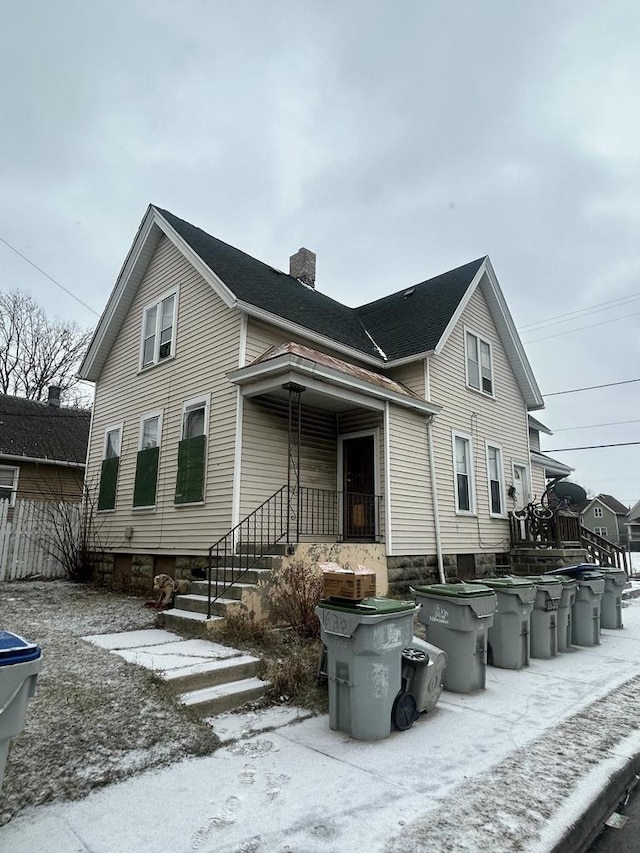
[174,393,211,507]
[452,430,476,515]
[102,423,124,460]
[181,393,211,440]
[486,441,506,517]
[98,423,123,512]
[594,526,608,538]
[464,326,495,397]
[139,286,179,371]
[0,464,20,507]
[133,409,164,510]
[593,506,604,518]
[137,409,164,451]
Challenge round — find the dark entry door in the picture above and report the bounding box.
[342,435,376,540]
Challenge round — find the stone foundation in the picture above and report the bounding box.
[386,552,502,594]
[90,552,211,597]
[509,548,589,576]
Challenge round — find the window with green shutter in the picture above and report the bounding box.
[98,456,119,510]
[133,446,160,507]
[175,434,206,504]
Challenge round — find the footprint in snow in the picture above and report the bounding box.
[190,796,241,849]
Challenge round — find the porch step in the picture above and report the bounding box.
[175,593,240,617]
[179,676,270,716]
[189,580,262,600]
[162,653,262,694]
[209,553,284,570]
[158,608,223,637]
[193,567,273,586]
[237,542,291,556]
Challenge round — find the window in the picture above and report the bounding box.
[141,291,177,368]
[594,527,608,538]
[133,411,163,508]
[593,506,604,518]
[465,329,493,395]
[453,431,475,513]
[98,425,122,511]
[175,395,210,505]
[486,443,505,516]
[0,465,19,507]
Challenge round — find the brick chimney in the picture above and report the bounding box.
[47,386,61,408]
[289,247,316,288]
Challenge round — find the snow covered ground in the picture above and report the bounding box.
[3,592,640,852]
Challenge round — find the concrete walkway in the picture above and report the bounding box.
[3,594,640,852]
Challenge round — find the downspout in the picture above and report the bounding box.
[427,414,446,584]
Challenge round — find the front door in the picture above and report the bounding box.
[513,464,531,511]
[342,435,376,540]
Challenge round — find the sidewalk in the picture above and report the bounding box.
[3,592,640,852]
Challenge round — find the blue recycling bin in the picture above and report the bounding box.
[0,631,43,790]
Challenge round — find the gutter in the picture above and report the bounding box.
[0,453,85,469]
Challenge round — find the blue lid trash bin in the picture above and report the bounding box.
[315,598,418,740]
[522,576,563,659]
[598,567,628,629]
[412,583,496,693]
[0,631,43,790]
[469,577,536,670]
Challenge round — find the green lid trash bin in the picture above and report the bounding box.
[315,597,418,740]
[522,576,563,659]
[599,567,628,629]
[469,577,535,670]
[0,631,43,790]
[550,575,577,653]
[570,570,605,646]
[412,583,496,693]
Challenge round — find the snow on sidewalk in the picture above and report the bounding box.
[3,598,640,852]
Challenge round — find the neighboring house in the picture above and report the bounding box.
[627,500,640,552]
[78,204,548,590]
[573,494,630,547]
[527,415,574,507]
[0,389,90,507]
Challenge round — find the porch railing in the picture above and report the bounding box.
[509,504,628,572]
[206,486,381,616]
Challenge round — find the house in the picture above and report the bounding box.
[573,494,629,548]
[527,414,574,503]
[626,500,640,552]
[78,204,548,605]
[0,388,90,508]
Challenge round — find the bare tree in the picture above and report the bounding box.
[0,289,93,402]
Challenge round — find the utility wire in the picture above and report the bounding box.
[553,419,640,432]
[545,441,640,452]
[544,378,640,397]
[519,291,640,331]
[0,235,100,317]
[523,310,640,344]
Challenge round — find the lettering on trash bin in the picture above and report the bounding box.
[322,610,349,635]
[429,604,449,625]
[370,662,390,698]
[372,623,404,651]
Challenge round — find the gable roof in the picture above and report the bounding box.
[0,394,90,465]
[573,494,629,517]
[79,206,544,409]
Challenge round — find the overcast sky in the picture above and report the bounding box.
[2,1,639,506]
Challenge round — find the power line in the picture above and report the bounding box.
[0,235,100,317]
[519,291,640,331]
[545,441,640,452]
[544,378,640,397]
[523,310,640,344]
[553,419,640,432]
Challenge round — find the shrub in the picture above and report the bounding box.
[262,560,323,638]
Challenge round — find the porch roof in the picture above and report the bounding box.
[228,342,441,416]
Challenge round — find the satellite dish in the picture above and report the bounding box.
[552,481,587,506]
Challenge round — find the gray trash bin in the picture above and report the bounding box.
[523,576,563,659]
[412,583,496,693]
[1,631,43,790]
[401,637,447,714]
[470,577,536,669]
[315,597,418,740]
[599,567,628,629]
[551,575,577,653]
[571,570,605,646]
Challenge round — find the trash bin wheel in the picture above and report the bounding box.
[401,647,429,664]
[392,690,418,731]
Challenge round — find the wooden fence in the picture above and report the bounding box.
[0,499,81,581]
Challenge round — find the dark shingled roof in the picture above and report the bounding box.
[0,395,91,464]
[156,207,484,362]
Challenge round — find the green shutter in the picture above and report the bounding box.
[175,435,206,504]
[133,447,160,507]
[98,457,119,510]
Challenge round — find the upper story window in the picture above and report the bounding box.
[0,465,19,507]
[98,424,123,511]
[465,329,493,396]
[452,431,475,514]
[133,410,163,508]
[141,291,177,369]
[593,506,604,518]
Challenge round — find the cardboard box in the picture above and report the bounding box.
[319,562,377,601]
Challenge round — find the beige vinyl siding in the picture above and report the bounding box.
[86,236,242,554]
[239,397,337,519]
[530,462,546,503]
[387,405,432,554]
[429,285,530,555]
[386,360,425,398]
[529,428,541,453]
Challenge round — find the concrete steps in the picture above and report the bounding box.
[179,676,269,716]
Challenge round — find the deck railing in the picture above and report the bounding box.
[206,486,381,616]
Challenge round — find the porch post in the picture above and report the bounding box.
[283,382,305,544]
